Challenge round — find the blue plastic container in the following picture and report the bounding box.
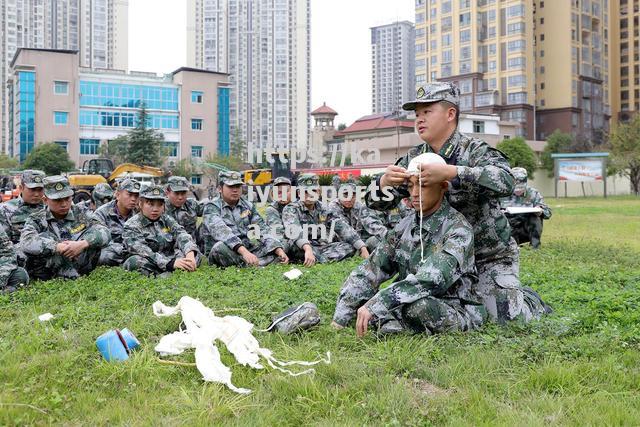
[119,328,140,352]
[96,330,129,362]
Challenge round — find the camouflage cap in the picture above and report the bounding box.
[297,173,320,190]
[512,167,528,183]
[167,176,190,192]
[139,184,166,200]
[219,170,243,186]
[272,176,292,186]
[21,169,45,189]
[402,82,460,111]
[92,183,114,205]
[43,175,74,200]
[118,178,142,193]
[265,302,321,334]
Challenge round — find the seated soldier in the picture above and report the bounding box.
[76,183,114,212]
[332,155,486,336]
[19,176,111,280]
[282,173,369,267]
[93,178,141,266]
[501,167,552,249]
[201,171,288,267]
[0,170,46,247]
[265,176,293,253]
[0,227,29,293]
[123,184,201,276]
[165,176,202,241]
[328,182,388,253]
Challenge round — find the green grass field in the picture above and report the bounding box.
[1,196,639,425]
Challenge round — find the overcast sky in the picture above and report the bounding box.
[129,0,414,126]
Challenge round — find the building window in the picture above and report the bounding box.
[80,138,100,155]
[191,118,203,131]
[54,81,68,95]
[473,121,485,133]
[191,146,203,158]
[460,29,471,43]
[54,111,69,125]
[459,12,471,27]
[164,141,178,157]
[191,175,202,185]
[191,90,203,103]
[54,141,68,151]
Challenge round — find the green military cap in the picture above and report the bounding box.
[139,184,166,200]
[512,167,528,183]
[297,173,320,190]
[273,176,292,186]
[167,176,190,192]
[43,175,74,200]
[118,178,142,193]
[21,169,46,189]
[402,82,460,111]
[92,183,114,206]
[338,182,357,192]
[219,170,243,186]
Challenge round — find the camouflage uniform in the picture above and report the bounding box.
[327,184,387,252]
[333,199,486,333]
[164,176,203,241]
[19,176,111,280]
[93,179,141,266]
[122,185,201,275]
[382,200,412,229]
[331,175,341,189]
[201,171,283,267]
[366,82,548,323]
[0,227,29,292]
[501,167,552,249]
[0,170,46,248]
[282,174,366,264]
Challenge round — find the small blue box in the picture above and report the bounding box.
[96,328,140,362]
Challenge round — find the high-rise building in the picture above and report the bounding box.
[610,0,637,123]
[8,48,230,178]
[371,21,416,115]
[414,0,612,141]
[187,0,311,153]
[1,0,129,154]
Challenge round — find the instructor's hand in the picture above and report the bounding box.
[380,165,410,188]
[417,163,457,186]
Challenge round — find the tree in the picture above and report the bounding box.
[337,123,347,131]
[100,106,166,166]
[608,115,640,195]
[0,154,19,170]
[170,159,194,179]
[541,130,573,177]
[496,137,537,178]
[23,142,75,175]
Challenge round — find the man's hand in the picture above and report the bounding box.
[275,248,289,264]
[58,240,89,259]
[417,163,457,186]
[356,305,373,338]
[380,165,410,188]
[359,247,370,259]
[56,242,72,257]
[174,257,196,272]
[238,246,260,266]
[303,245,316,267]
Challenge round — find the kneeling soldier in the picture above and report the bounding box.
[122,184,200,276]
[202,171,288,267]
[19,176,111,280]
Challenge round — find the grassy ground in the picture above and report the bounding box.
[1,196,639,425]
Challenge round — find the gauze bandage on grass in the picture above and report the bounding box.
[153,296,331,394]
[407,153,447,263]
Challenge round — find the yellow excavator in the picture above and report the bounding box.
[68,158,165,203]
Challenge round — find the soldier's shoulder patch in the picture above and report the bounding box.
[162,226,172,233]
[70,223,86,234]
[319,215,327,223]
[240,209,251,218]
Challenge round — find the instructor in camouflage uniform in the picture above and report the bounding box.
[201,171,288,267]
[122,184,200,276]
[165,176,202,241]
[366,82,548,323]
[282,173,369,267]
[333,154,485,336]
[328,182,387,252]
[19,176,111,280]
[93,178,141,266]
[501,167,552,249]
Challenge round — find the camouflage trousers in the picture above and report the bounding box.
[289,241,355,264]
[507,213,544,249]
[333,279,486,334]
[98,242,127,266]
[123,249,202,276]
[474,238,549,323]
[208,241,280,267]
[0,267,29,293]
[25,248,101,281]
